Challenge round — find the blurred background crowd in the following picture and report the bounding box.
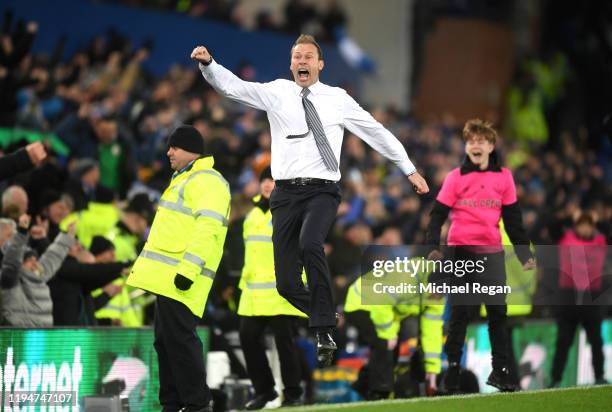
[108,0,349,40]
[0,0,610,403]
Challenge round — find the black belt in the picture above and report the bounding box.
[275,177,337,186]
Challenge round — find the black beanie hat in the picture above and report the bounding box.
[259,166,273,182]
[167,125,206,155]
[90,236,115,256]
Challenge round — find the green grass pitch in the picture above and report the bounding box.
[285,385,612,412]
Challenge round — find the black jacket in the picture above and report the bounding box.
[48,257,127,326]
[0,148,34,182]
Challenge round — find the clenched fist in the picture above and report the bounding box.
[18,214,31,230]
[25,141,47,167]
[191,46,212,65]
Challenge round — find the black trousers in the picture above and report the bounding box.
[346,311,395,394]
[506,323,520,386]
[551,305,605,382]
[239,316,303,400]
[270,183,340,328]
[444,249,509,371]
[154,296,210,411]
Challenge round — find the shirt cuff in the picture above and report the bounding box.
[198,59,216,73]
[398,159,417,176]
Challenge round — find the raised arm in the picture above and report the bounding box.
[191,45,278,111]
[0,142,46,182]
[37,225,76,283]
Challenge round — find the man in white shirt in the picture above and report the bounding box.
[192,34,429,368]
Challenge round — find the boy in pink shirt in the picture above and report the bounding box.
[426,119,535,393]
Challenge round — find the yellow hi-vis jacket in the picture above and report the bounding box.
[127,157,230,318]
[92,225,143,326]
[481,220,536,318]
[237,198,306,317]
[61,201,120,249]
[344,263,444,374]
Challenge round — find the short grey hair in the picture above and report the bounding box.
[1,185,27,209]
[0,218,16,232]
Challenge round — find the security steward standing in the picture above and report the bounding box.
[127,125,231,412]
[238,167,307,410]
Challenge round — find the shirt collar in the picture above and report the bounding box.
[171,159,197,180]
[294,80,323,96]
[171,156,216,179]
[179,159,196,174]
[459,150,502,175]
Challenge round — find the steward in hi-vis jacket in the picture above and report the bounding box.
[238,167,307,409]
[344,256,444,400]
[128,125,230,412]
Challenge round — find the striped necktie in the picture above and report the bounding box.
[301,88,339,172]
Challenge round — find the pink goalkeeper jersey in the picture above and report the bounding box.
[436,167,517,248]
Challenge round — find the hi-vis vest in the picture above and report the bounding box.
[481,220,536,317]
[92,225,143,326]
[127,156,231,318]
[61,201,120,249]
[344,261,444,374]
[237,198,306,317]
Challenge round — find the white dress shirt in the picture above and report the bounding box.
[200,61,416,181]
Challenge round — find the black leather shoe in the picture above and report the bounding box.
[486,367,519,392]
[245,391,278,410]
[280,397,303,407]
[441,363,461,394]
[316,332,337,368]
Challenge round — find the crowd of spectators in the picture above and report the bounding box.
[106,0,348,41]
[0,6,610,331]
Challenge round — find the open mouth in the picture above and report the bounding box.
[470,151,483,161]
[297,68,310,81]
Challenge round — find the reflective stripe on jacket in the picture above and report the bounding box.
[237,201,306,317]
[93,226,143,326]
[344,263,444,374]
[127,156,230,318]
